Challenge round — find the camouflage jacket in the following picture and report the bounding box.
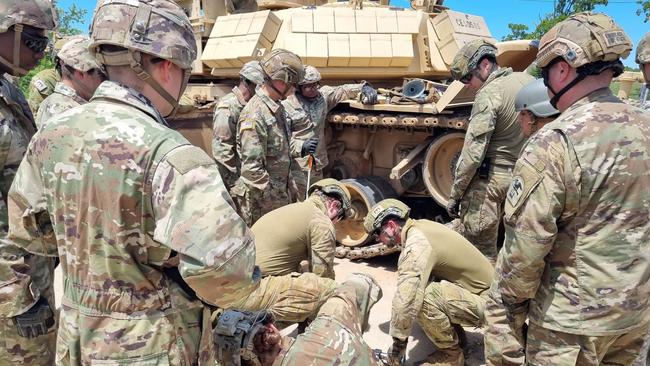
[6,81,260,364]
[26,68,60,114]
[34,82,87,129]
[498,88,650,335]
[252,196,336,279]
[288,84,363,171]
[233,88,293,222]
[449,68,532,201]
[212,87,247,191]
[391,219,493,340]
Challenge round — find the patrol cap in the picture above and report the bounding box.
[260,49,304,85]
[57,35,105,73]
[299,65,321,85]
[637,32,650,64]
[0,0,57,33]
[363,198,411,234]
[450,38,497,81]
[515,79,559,118]
[536,12,631,70]
[239,60,265,85]
[309,178,353,217]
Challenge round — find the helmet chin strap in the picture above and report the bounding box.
[548,73,587,109]
[0,24,29,76]
[548,60,624,109]
[127,51,185,117]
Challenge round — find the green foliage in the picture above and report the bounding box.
[638,0,650,22]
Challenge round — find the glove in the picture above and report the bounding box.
[12,296,55,338]
[387,337,407,366]
[301,137,318,157]
[360,82,378,105]
[503,298,529,347]
[446,198,460,219]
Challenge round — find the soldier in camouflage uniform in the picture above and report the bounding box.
[214,273,383,366]
[285,65,377,191]
[364,199,493,366]
[212,61,265,191]
[482,79,559,366]
[253,178,352,279]
[4,0,261,364]
[232,49,304,225]
[26,37,69,114]
[35,35,105,128]
[447,39,533,261]
[637,32,649,110]
[0,1,57,364]
[497,12,650,364]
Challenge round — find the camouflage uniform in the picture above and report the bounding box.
[498,87,650,363]
[4,0,261,364]
[449,68,533,260]
[391,219,493,351]
[233,88,294,225]
[282,95,312,199]
[637,32,650,111]
[27,68,59,115]
[252,195,336,279]
[212,86,247,191]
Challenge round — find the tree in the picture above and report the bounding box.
[638,0,650,22]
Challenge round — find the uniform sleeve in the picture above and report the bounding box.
[320,84,363,112]
[390,229,436,340]
[151,145,260,308]
[497,131,574,306]
[307,213,336,279]
[211,105,237,176]
[236,110,269,193]
[449,96,497,201]
[284,101,313,159]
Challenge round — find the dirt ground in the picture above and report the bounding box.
[53,253,486,365]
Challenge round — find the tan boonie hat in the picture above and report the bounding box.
[363,198,411,234]
[57,35,105,73]
[450,38,497,81]
[637,32,650,64]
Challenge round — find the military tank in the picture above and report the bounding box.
[172,0,537,259]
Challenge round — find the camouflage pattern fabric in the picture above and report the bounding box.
[233,88,294,225]
[34,82,86,128]
[0,74,55,366]
[212,87,247,191]
[26,68,59,114]
[637,31,650,64]
[282,94,312,200]
[390,219,493,342]
[289,83,363,175]
[5,81,260,365]
[252,196,336,279]
[417,280,487,350]
[275,280,382,365]
[56,35,103,73]
[525,321,649,365]
[231,272,337,324]
[450,38,497,81]
[498,88,650,338]
[449,68,532,259]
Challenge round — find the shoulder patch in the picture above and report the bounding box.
[506,176,525,207]
[34,79,47,93]
[239,119,254,132]
[166,145,214,174]
[216,101,229,109]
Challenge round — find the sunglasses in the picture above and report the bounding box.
[540,58,562,88]
[21,31,49,54]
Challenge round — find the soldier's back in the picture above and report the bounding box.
[27,68,60,114]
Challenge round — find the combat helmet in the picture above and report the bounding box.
[363,198,411,234]
[309,178,353,219]
[239,60,265,85]
[0,0,57,76]
[299,65,321,85]
[637,32,650,65]
[536,12,631,108]
[213,310,273,366]
[515,79,559,118]
[89,0,197,116]
[56,35,105,73]
[450,38,497,82]
[260,49,304,85]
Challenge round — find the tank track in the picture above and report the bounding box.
[327,111,468,131]
[335,242,401,260]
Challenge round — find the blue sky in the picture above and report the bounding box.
[57,0,647,67]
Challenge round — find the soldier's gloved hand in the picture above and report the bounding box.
[503,298,529,347]
[360,82,378,105]
[12,296,54,339]
[387,337,407,366]
[301,137,318,157]
[446,198,460,219]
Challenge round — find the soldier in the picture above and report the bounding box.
[364,199,493,366]
[447,39,534,261]
[482,79,558,366]
[212,60,265,191]
[253,178,352,279]
[497,12,650,364]
[0,1,57,364]
[214,273,384,366]
[4,0,261,364]
[286,65,377,184]
[26,36,68,114]
[35,35,105,128]
[637,32,649,110]
[232,49,303,225]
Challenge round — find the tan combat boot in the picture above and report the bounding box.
[417,346,465,366]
